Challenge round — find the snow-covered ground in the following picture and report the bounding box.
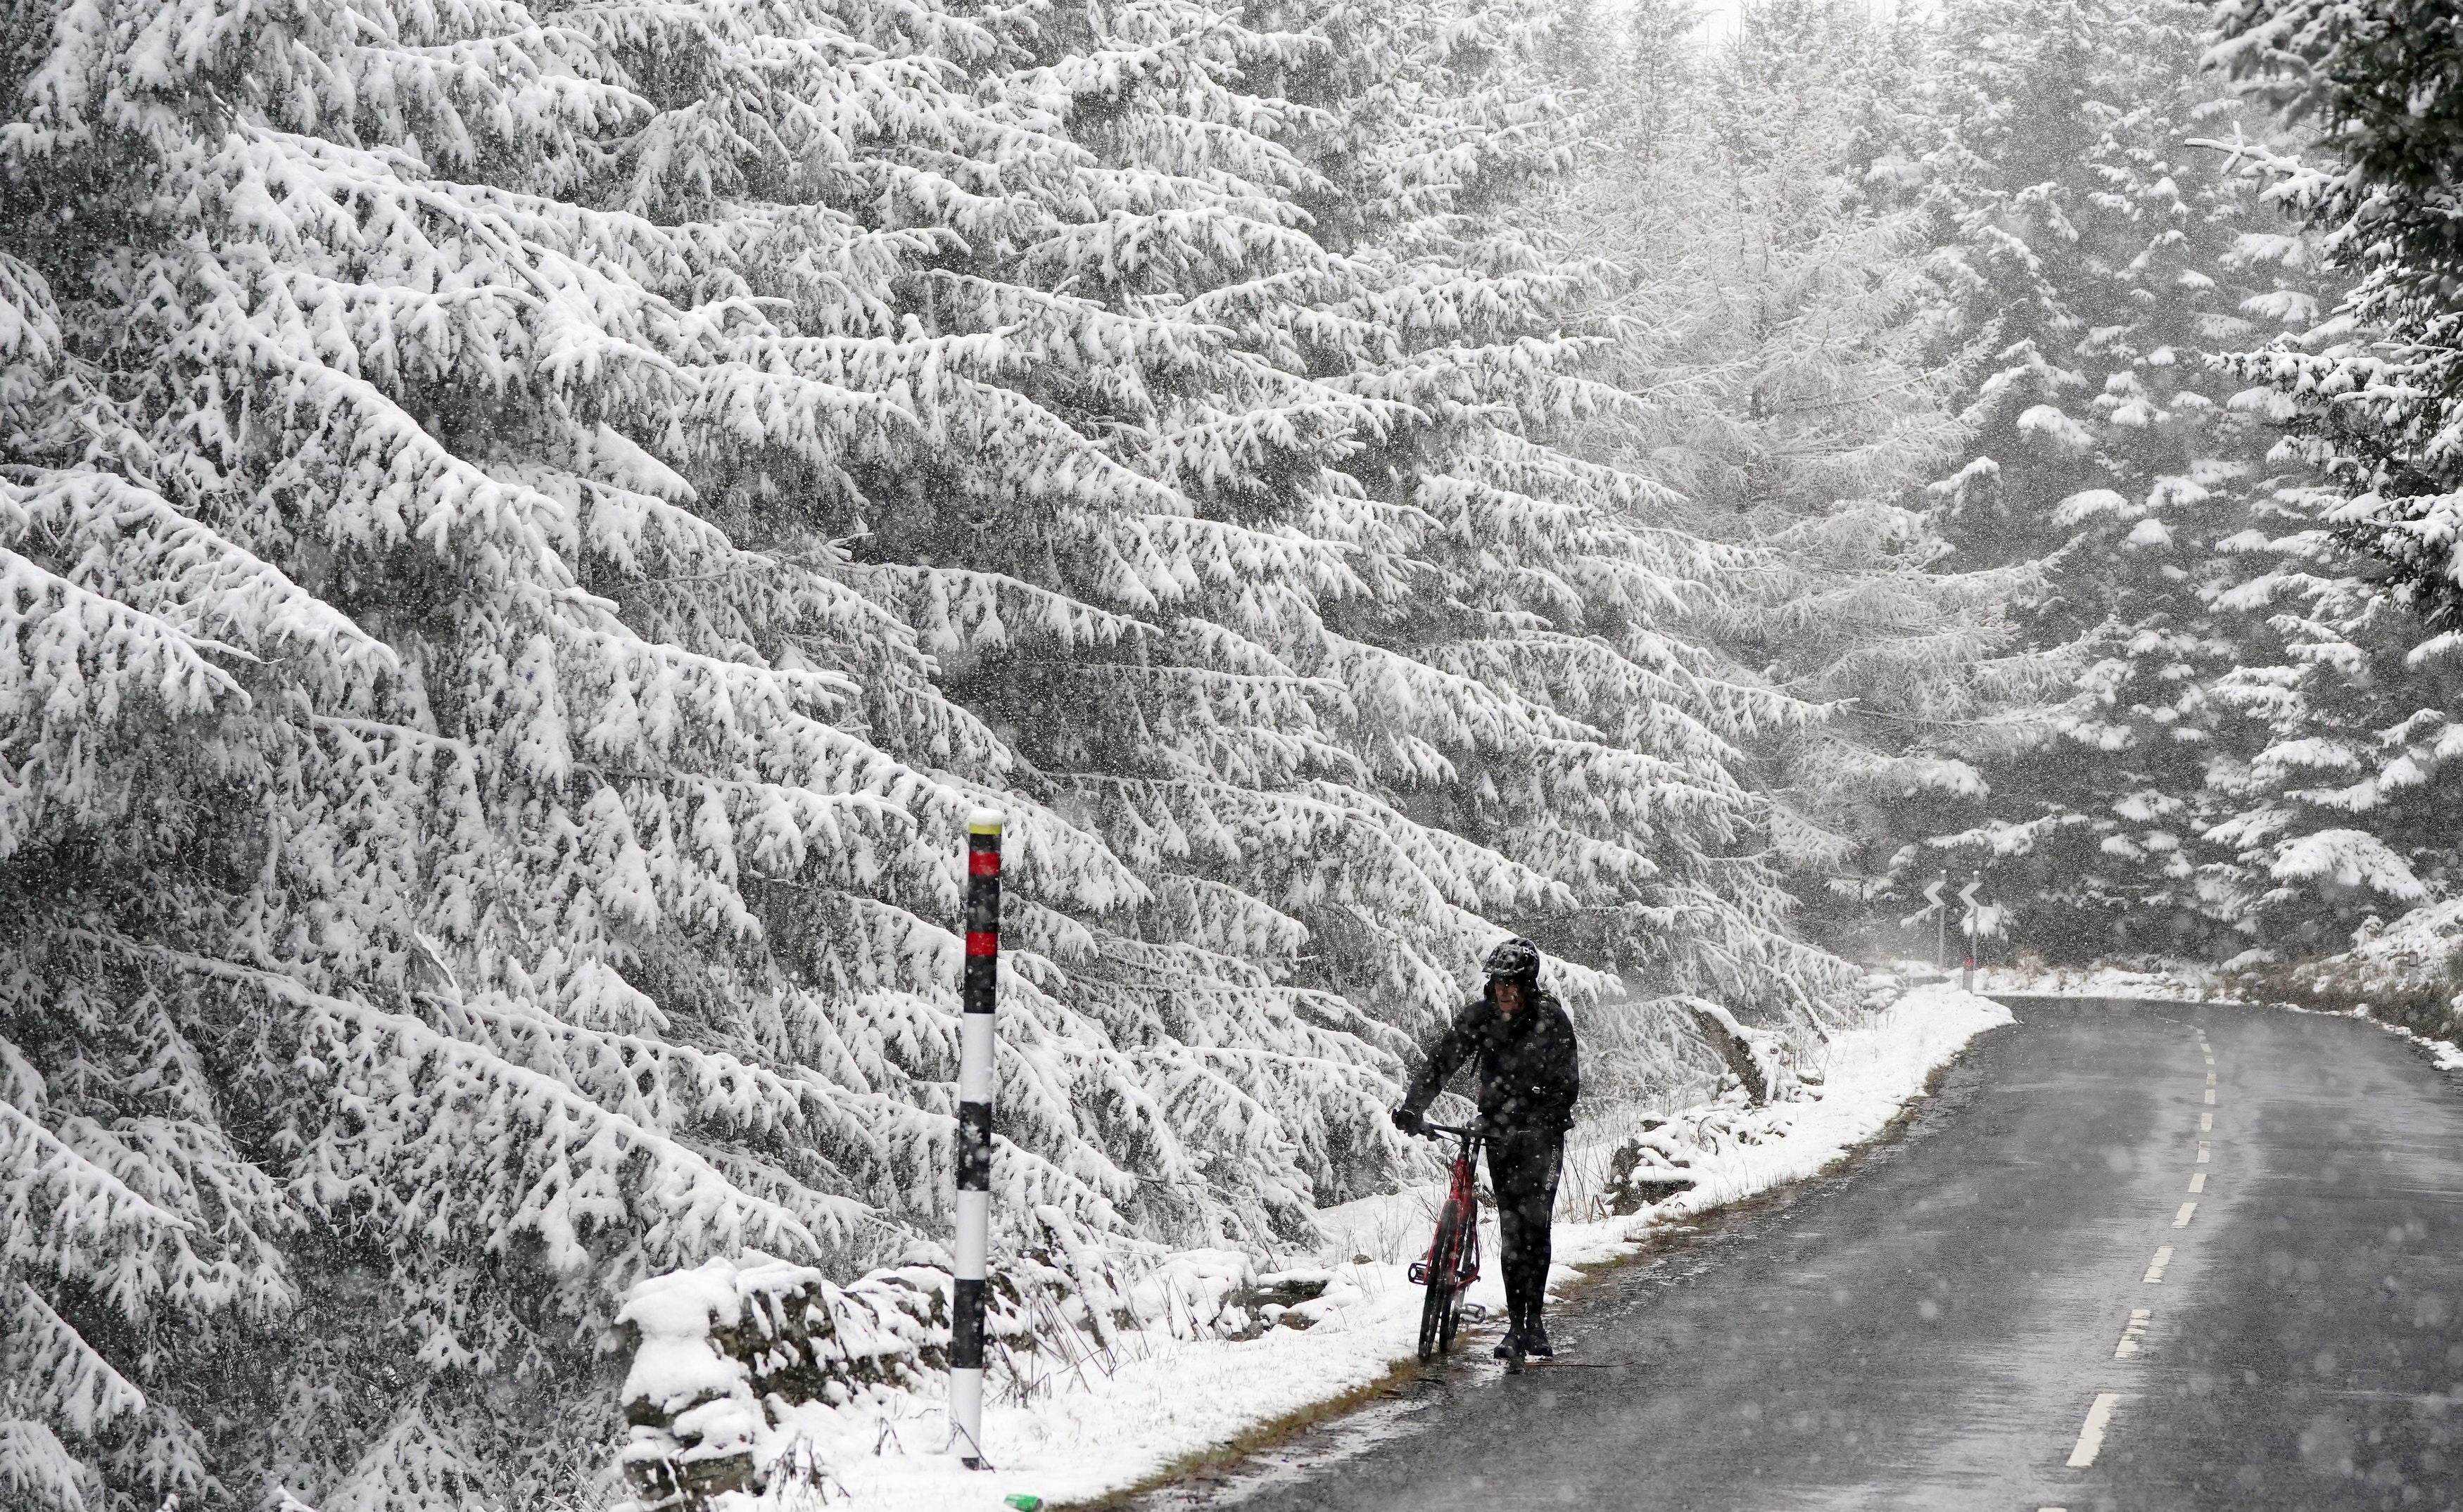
[1951,965,2453,1084]
[1951,960,2234,1000]
[781,985,2014,1512]
[2341,1012,2463,1074]
[1953,955,2463,1076]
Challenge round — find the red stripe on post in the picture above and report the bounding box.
[965,930,999,957]
[969,851,1001,877]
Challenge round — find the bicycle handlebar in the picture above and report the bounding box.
[1416,1120,1488,1143]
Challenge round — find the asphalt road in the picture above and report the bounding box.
[1139,998,2463,1512]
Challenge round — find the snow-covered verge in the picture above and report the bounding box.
[616,986,2013,1512]
[1954,960,2238,1001]
[2214,900,2463,1043]
[2310,1008,2463,1076]
[1944,943,2463,1081]
[2209,899,2463,1072]
[1946,899,2463,1049]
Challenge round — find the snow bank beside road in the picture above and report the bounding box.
[2222,900,2463,1043]
[1954,961,2232,1001]
[754,986,2011,1512]
[2352,1013,2463,1075]
[1641,984,2013,1219]
[1961,943,2463,1072]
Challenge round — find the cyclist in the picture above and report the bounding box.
[1391,936,1580,1364]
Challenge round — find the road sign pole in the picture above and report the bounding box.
[1959,871,1982,993]
[951,808,1003,1468]
[1937,869,1949,971]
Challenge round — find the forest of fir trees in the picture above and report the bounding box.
[6,0,2462,1504]
[1886,0,2463,962]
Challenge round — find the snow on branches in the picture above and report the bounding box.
[0,0,1860,1501]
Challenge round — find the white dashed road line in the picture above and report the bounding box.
[2113,1308,2151,1358]
[2066,1393,2121,1467]
[2046,1037,2213,1486]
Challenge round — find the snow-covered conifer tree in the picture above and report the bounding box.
[878,0,1866,1128]
[0,0,1872,1497]
[2194,0,2463,947]
[0,0,1340,1498]
[1906,0,2451,958]
[1284,0,1869,1061]
[1550,0,2053,951]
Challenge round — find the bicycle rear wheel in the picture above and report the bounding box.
[1417,1202,1466,1361]
[1438,1218,1478,1354]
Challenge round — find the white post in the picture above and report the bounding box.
[951,808,1003,1468]
[1960,870,1981,993]
[1937,868,1949,972]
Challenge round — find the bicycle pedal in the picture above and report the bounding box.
[1458,1304,1488,1323]
[1405,1261,1429,1285]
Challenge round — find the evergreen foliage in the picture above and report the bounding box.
[1555,0,2050,946]
[0,0,1856,1501]
[2210,0,2463,624]
[23,0,2452,1497]
[1902,0,2455,959]
[2199,0,2463,944]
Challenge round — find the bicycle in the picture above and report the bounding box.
[1406,1121,1490,1361]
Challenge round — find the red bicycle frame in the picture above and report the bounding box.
[1412,1144,1480,1287]
[1409,1122,1486,1359]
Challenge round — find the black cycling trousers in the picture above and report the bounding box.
[1486,1131,1563,1332]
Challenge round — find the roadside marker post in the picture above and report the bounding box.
[1958,872,1982,993]
[952,808,1003,1469]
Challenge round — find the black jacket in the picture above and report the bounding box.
[1400,986,1581,1135]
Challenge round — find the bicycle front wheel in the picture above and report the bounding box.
[1439,1218,1477,1354]
[1417,1203,1466,1361]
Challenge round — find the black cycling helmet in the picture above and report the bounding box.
[1482,936,1541,985]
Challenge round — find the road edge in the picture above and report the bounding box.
[1068,993,2012,1511]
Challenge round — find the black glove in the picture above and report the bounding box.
[1390,1106,1426,1137]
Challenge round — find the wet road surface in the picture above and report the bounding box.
[1133,999,2463,1511]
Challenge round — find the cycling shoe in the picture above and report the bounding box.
[1490,1327,1523,1360]
[1521,1322,1553,1358]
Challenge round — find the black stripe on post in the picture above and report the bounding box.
[951,811,1003,1444]
[956,1102,993,1190]
[950,1277,987,1369]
